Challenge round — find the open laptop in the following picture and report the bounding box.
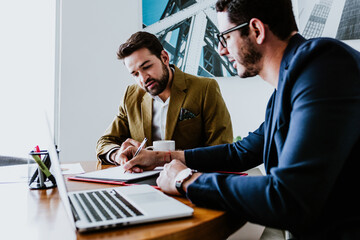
[44,123,193,232]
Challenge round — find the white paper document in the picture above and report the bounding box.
[0,164,29,183]
[75,166,161,182]
[60,163,85,175]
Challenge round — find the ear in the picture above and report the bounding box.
[160,50,170,65]
[249,18,266,44]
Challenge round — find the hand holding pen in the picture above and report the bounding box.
[123,138,147,173]
[111,138,147,166]
[133,138,147,158]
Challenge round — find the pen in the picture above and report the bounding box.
[35,145,41,160]
[29,146,42,185]
[124,138,147,173]
[133,138,147,158]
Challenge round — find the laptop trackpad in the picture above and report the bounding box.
[128,192,171,205]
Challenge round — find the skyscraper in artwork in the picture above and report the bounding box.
[336,0,360,40]
[302,0,334,39]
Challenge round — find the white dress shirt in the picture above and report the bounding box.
[152,95,170,141]
[151,66,174,141]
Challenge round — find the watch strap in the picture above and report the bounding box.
[175,180,187,196]
[175,169,196,196]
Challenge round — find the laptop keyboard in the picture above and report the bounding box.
[72,189,143,223]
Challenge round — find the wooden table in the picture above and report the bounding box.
[0,161,262,240]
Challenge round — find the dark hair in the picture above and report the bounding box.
[216,0,298,40]
[117,31,164,60]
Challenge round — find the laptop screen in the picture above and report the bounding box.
[44,116,76,230]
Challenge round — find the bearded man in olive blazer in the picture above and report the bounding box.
[96,31,233,165]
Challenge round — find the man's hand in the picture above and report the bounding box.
[121,150,187,173]
[156,160,201,196]
[121,149,160,173]
[110,138,141,165]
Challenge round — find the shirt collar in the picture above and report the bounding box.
[153,95,170,104]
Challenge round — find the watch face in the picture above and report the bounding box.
[175,168,192,182]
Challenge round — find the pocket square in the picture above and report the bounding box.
[178,108,196,121]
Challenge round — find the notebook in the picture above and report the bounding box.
[71,165,160,183]
[44,123,193,232]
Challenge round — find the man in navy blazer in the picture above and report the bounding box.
[120,0,360,238]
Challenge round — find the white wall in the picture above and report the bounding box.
[59,0,141,162]
[217,76,274,139]
[0,0,55,158]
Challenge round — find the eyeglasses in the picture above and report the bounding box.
[217,22,249,48]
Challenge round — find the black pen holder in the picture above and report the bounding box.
[28,150,57,190]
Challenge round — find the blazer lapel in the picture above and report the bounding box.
[263,92,277,172]
[165,66,187,140]
[263,34,306,173]
[141,93,153,144]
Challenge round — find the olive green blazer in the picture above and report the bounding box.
[96,66,233,163]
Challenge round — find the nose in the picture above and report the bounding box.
[139,71,149,86]
[218,42,229,56]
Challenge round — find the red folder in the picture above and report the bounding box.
[67,176,161,190]
[214,171,248,176]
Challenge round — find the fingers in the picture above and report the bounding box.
[132,167,143,173]
[123,157,141,171]
[121,138,141,150]
[117,146,135,165]
[123,166,143,174]
[156,161,185,196]
[122,158,144,173]
[108,139,138,166]
[156,170,165,186]
[118,150,128,166]
[115,138,142,165]
[163,162,170,171]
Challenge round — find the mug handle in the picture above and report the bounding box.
[145,146,154,150]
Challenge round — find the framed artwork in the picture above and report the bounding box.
[142,0,360,78]
[142,0,236,77]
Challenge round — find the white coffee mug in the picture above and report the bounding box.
[145,140,175,151]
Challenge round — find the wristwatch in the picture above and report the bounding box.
[175,168,195,196]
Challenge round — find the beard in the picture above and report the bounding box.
[237,37,262,78]
[145,63,170,96]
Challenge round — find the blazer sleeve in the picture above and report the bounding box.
[96,86,131,164]
[185,41,360,233]
[185,122,265,172]
[202,79,233,145]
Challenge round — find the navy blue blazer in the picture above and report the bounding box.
[185,34,360,239]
